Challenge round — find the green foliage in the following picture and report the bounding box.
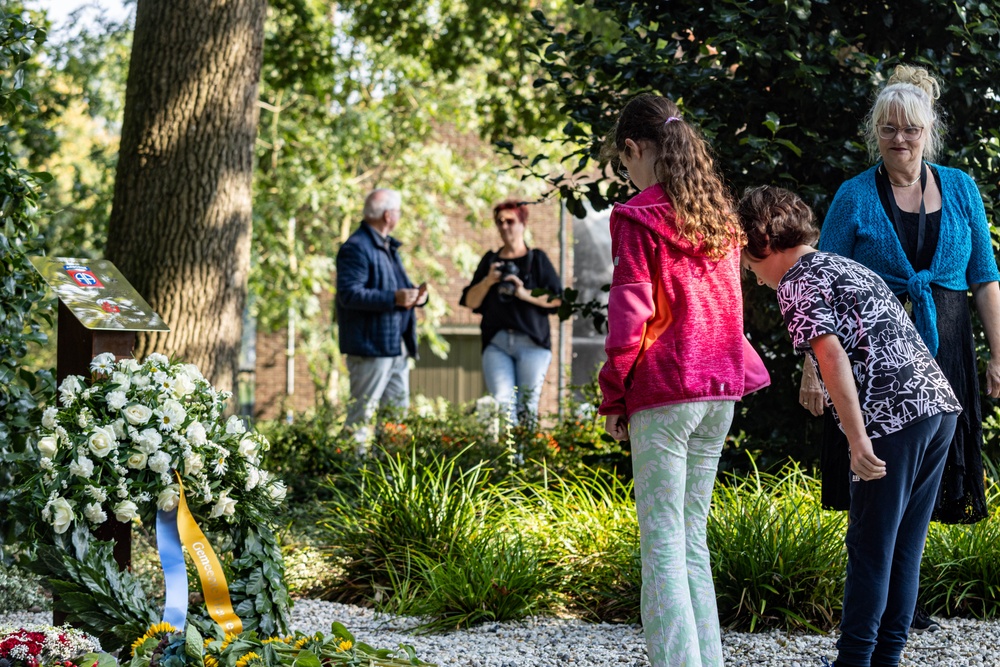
[0,5,56,549]
[226,524,294,637]
[22,540,158,651]
[504,467,640,623]
[708,463,847,632]
[922,481,1000,618]
[526,0,1000,464]
[260,381,626,506]
[0,560,49,612]
[384,529,561,632]
[322,448,497,604]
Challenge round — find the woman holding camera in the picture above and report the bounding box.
[460,200,562,424]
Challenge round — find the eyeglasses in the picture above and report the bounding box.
[877,125,923,141]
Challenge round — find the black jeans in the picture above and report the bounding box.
[835,412,956,667]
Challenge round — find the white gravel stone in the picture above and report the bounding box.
[4,602,1000,666]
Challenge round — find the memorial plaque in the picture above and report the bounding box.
[29,256,170,332]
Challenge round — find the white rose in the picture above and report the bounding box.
[209,490,237,518]
[185,422,207,446]
[225,415,246,435]
[132,374,150,388]
[36,435,58,458]
[88,425,117,458]
[111,371,132,391]
[123,404,153,425]
[121,358,141,373]
[267,481,287,503]
[180,363,204,381]
[148,451,172,474]
[69,456,95,479]
[58,376,83,406]
[126,451,148,469]
[106,391,128,411]
[245,466,261,491]
[237,437,258,461]
[83,502,107,525]
[49,497,75,534]
[172,373,195,398]
[113,500,139,523]
[157,486,180,512]
[41,407,58,429]
[185,453,204,475]
[154,400,186,430]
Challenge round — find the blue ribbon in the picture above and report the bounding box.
[156,508,188,630]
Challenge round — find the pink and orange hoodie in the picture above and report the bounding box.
[598,184,767,417]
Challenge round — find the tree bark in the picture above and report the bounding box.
[106,0,266,394]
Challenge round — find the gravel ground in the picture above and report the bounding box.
[4,600,999,666]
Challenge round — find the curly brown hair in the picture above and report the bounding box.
[604,93,742,258]
[736,186,819,260]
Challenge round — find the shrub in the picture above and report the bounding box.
[921,480,1000,618]
[708,463,847,631]
[321,447,497,604]
[504,467,641,623]
[0,561,49,613]
[384,529,562,632]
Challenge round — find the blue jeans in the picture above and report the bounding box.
[482,329,552,423]
[344,351,409,452]
[835,412,956,667]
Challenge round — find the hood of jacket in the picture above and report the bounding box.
[612,184,710,258]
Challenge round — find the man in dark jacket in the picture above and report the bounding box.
[336,188,426,452]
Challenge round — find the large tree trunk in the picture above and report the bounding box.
[106,0,266,394]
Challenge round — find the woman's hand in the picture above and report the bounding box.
[486,262,503,286]
[849,434,887,481]
[985,356,1000,398]
[504,274,528,300]
[605,414,629,441]
[799,357,825,417]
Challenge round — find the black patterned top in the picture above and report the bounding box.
[778,252,961,439]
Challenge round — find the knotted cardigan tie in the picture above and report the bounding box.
[906,270,938,356]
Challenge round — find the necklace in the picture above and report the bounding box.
[881,164,921,187]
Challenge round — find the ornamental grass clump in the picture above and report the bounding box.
[921,480,1000,618]
[384,528,561,632]
[707,462,847,632]
[502,467,641,623]
[323,447,497,603]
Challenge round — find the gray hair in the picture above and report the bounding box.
[362,188,402,220]
[864,65,944,162]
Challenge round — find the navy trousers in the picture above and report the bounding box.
[835,412,957,667]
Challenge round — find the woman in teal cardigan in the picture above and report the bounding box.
[800,64,1000,632]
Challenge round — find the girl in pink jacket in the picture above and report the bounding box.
[599,93,766,667]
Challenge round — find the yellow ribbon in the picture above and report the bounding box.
[175,472,243,634]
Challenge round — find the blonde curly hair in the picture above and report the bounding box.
[603,93,743,259]
[865,64,945,161]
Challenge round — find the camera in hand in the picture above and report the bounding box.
[496,261,519,302]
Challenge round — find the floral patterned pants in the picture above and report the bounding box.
[630,400,734,667]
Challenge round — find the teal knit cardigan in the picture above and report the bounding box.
[818,163,1000,356]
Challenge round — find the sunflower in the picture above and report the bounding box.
[130,622,178,657]
[234,652,263,667]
